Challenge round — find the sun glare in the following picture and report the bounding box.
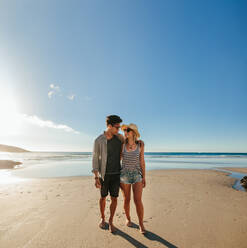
[0,93,21,136]
[0,170,28,184]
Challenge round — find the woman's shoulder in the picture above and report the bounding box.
[137,140,145,147]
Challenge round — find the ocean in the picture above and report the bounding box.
[0,152,247,179]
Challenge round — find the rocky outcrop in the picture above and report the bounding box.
[0,160,22,169]
[240,176,247,189]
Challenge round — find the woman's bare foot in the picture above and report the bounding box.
[99,218,107,229]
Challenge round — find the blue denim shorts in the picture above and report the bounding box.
[120,169,142,184]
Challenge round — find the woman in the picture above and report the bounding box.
[120,123,146,234]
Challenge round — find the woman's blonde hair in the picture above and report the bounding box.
[125,131,138,145]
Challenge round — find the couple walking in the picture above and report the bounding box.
[92,115,146,234]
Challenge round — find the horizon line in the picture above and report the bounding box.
[27,151,247,154]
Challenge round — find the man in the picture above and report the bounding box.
[92,115,124,233]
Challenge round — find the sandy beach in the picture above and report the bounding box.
[0,169,246,248]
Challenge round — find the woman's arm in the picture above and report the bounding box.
[139,141,146,187]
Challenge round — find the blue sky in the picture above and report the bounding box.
[0,0,246,152]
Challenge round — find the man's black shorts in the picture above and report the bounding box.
[100,174,120,198]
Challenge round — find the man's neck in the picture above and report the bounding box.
[104,130,114,140]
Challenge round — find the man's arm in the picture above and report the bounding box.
[117,133,125,143]
[92,140,101,188]
[117,133,125,160]
[92,139,99,173]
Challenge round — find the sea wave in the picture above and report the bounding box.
[145,155,247,159]
[1,152,247,164]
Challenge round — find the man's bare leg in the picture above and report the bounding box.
[99,197,107,228]
[108,196,118,233]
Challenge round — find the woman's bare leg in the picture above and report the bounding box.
[120,183,132,226]
[132,181,145,233]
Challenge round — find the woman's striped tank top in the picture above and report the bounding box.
[122,143,141,173]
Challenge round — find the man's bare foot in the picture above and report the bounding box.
[109,222,117,233]
[139,224,146,234]
[126,220,133,227]
[99,218,107,229]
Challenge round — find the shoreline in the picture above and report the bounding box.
[220,167,247,174]
[2,158,247,193]
[5,166,247,181]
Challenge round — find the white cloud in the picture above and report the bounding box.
[21,114,80,134]
[50,84,60,91]
[48,84,61,99]
[67,94,75,100]
[47,84,91,103]
[48,91,54,98]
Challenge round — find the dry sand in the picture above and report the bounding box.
[0,169,246,248]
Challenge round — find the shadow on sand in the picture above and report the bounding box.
[113,223,178,248]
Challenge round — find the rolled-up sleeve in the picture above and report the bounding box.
[92,140,99,173]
